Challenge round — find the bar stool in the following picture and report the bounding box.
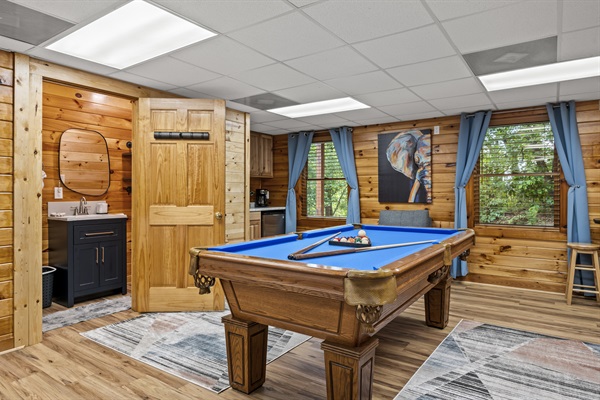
[566,242,600,305]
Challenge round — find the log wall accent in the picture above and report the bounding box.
[41,81,133,279]
[261,100,600,293]
[0,51,13,352]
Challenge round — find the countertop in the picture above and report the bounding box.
[250,206,285,212]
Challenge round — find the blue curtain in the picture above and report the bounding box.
[285,131,314,233]
[547,101,593,288]
[452,110,492,278]
[329,126,361,224]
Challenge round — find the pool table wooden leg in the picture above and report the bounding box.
[222,315,268,394]
[425,272,451,328]
[321,338,379,400]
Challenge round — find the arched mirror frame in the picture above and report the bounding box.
[58,128,111,196]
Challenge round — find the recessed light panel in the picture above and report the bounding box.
[479,56,600,91]
[46,0,216,69]
[268,97,370,118]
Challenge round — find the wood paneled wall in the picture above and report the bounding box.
[261,100,600,293]
[41,82,133,279]
[0,51,13,352]
[225,109,250,243]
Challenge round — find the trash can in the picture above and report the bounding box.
[42,266,56,308]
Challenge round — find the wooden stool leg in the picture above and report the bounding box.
[566,249,578,305]
[321,338,379,400]
[222,315,268,394]
[593,251,600,303]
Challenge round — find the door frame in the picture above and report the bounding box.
[13,54,175,347]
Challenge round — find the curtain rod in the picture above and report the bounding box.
[465,103,569,118]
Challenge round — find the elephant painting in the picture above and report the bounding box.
[377,129,432,203]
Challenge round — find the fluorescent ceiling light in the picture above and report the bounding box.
[46,0,216,69]
[268,97,370,118]
[479,56,600,91]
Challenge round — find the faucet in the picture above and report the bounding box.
[79,197,88,215]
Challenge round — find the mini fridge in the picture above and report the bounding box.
[261,210,285,237]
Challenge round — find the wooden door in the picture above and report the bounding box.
[132,98,225,312]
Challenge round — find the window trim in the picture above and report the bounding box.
[298,132,349,220]
[466,109,567,238]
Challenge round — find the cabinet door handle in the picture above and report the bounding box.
[102,247,105,263]
[85,231,115,237]
[95,247,99,264]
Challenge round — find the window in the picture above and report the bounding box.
[303,141,348,218]
[474,122,561,227]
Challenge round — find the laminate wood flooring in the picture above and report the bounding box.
[3,282,599,400]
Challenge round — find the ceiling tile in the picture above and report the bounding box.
[429,93,492,109]
[333,107,390,121]
[411,78,484,100]
[232,63,315,91]
[28,46,119,75]
[378,101,436,116]
[559,76,600,96]
[225,101,259,113]
[265,119,320,130]
[353,25,457,69]
[387,56,472,86]
[349,116,401,126]
[354,88,422,107]
[248,110,288,124]
[8,0,124,23]
[441,104,496,116]
[288,0,320,7]
[493,97,557,111]
[296,114,351,127]
[187,77,265,100]
[168,87,216,99]
[229,13,344,61]
[562,0,600,32]
[250,122,280,133]
[108,71,177,91]
[559,27,600,61]
[324,71,403,95]
[170,36,275,76]
[274,82,346,103]
[425,0,521,21]
[558,92,600,102]
[488,83,557,104]
[0,35,33,53]
[284,46,378,81]
[153,0,293,33]
[303,0,432,43]
[442,1,558,53]
[124,57,222,87]
[395,110,444,121]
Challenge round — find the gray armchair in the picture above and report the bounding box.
[378,210,432,227]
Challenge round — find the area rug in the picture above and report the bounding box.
[395,320,600,399]
[42,295,131,332]
[81,310,311,393]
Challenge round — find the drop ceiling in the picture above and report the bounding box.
[1,0,598,135]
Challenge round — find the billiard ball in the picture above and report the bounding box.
[357,229,366,237]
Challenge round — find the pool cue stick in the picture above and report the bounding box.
[288,239,437,260]
[288,231,342,259]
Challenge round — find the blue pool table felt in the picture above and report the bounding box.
[209,225,462,271]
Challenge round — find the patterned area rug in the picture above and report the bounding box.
[395,320,600,399]
[42,295,131,332]
[81,310,311,393]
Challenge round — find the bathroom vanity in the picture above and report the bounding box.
[48,214,127,307]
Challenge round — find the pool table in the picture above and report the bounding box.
[189,224,474,400]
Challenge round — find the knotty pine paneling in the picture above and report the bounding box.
[225,109,249,244]
[0,51,12,348]
[41,82,133,280]
[262,100,600,293]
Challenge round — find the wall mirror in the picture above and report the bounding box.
[59,129,110,196]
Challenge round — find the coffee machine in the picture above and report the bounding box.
[256,189,269,207]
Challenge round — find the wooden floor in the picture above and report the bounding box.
[2,282,599,399]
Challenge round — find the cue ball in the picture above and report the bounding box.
[357,229,366,237]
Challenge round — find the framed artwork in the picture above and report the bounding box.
[378,129,432,203]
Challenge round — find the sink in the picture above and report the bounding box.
[48,213,128,221]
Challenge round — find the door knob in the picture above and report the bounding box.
[215,212,223,220]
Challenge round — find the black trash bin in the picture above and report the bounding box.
[42,266,56,308]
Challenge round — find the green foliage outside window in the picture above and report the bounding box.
[305,142,348,217]
[478,123,557,226]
